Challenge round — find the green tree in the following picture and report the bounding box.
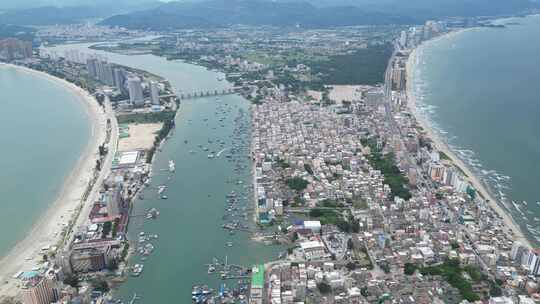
[304,164,314,175]
[91,279,109,292]
[63,275,79,288]
[404,263,417,275]
[286,177,309,191]
[101,221,112,238]
[317,282,332,294]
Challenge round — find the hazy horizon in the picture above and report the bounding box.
[0,0,169,10]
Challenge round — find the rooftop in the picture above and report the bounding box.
[251,264,264,288]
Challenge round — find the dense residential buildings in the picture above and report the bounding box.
[150,81,160,105]
[0,14,538,304]
[246,20,540,304]
[127,76,144,105]
[0,38,33,60]
[21,275,58,304]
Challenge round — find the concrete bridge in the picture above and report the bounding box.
[178,88,237,100]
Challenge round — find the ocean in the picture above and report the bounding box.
[410,14,540,245]
[0,65,90,256]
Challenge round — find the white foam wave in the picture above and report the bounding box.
[408,49,540,242]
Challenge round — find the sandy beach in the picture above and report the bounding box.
[0,63,110,298]
[405,33,534,249]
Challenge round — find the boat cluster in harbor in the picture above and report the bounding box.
[127,161,175,282]
[186,102,265,303]
[146,207,160,219]
[192,281,249,304]
[123,98,269,303]
[221,108,256,246]
[222,191,251,236]
[186,103,256,246]
[193,256,252,303]
[136,231,158,258]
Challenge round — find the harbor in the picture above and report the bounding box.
[117,93,282,303]
[44,42,283,302]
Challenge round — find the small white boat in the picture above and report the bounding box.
[131,264,144,277]
[169,160,175,172]
[158,185,167,194]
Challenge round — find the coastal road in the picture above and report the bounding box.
[383,48,421,184]
[382,44,431,191]
[64,98,119,250]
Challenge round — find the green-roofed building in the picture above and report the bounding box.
[251,264,264,288]
[250,264,264,304]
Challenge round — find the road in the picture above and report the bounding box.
[382,43,430,191]
[64,98,119,250]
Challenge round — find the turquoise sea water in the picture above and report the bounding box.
[0,65,90,257]
[410,15,540,245]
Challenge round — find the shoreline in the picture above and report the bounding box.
[0,63,109,298]
[405,31,534,249]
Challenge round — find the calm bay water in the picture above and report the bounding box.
[0,65,90,256]
[48,44,281,302]
[410,15,540,245]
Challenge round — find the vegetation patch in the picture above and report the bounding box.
[146,119,175,163]
[418,259,482,302]
[310,44,393,85]
[117,111,175,124]
[351,243,373,270]
[309,208,340,225]
[318,199,344,208]
[350,199,368,210]
[277,158,290,169]
[362,138,411,200]
[285,177,309,191]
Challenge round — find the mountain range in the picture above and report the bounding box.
[0,0,537,28]
[0,1,162,26]
[100,0,418,30]
[100,0,537,30]
[0,0,160,10]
